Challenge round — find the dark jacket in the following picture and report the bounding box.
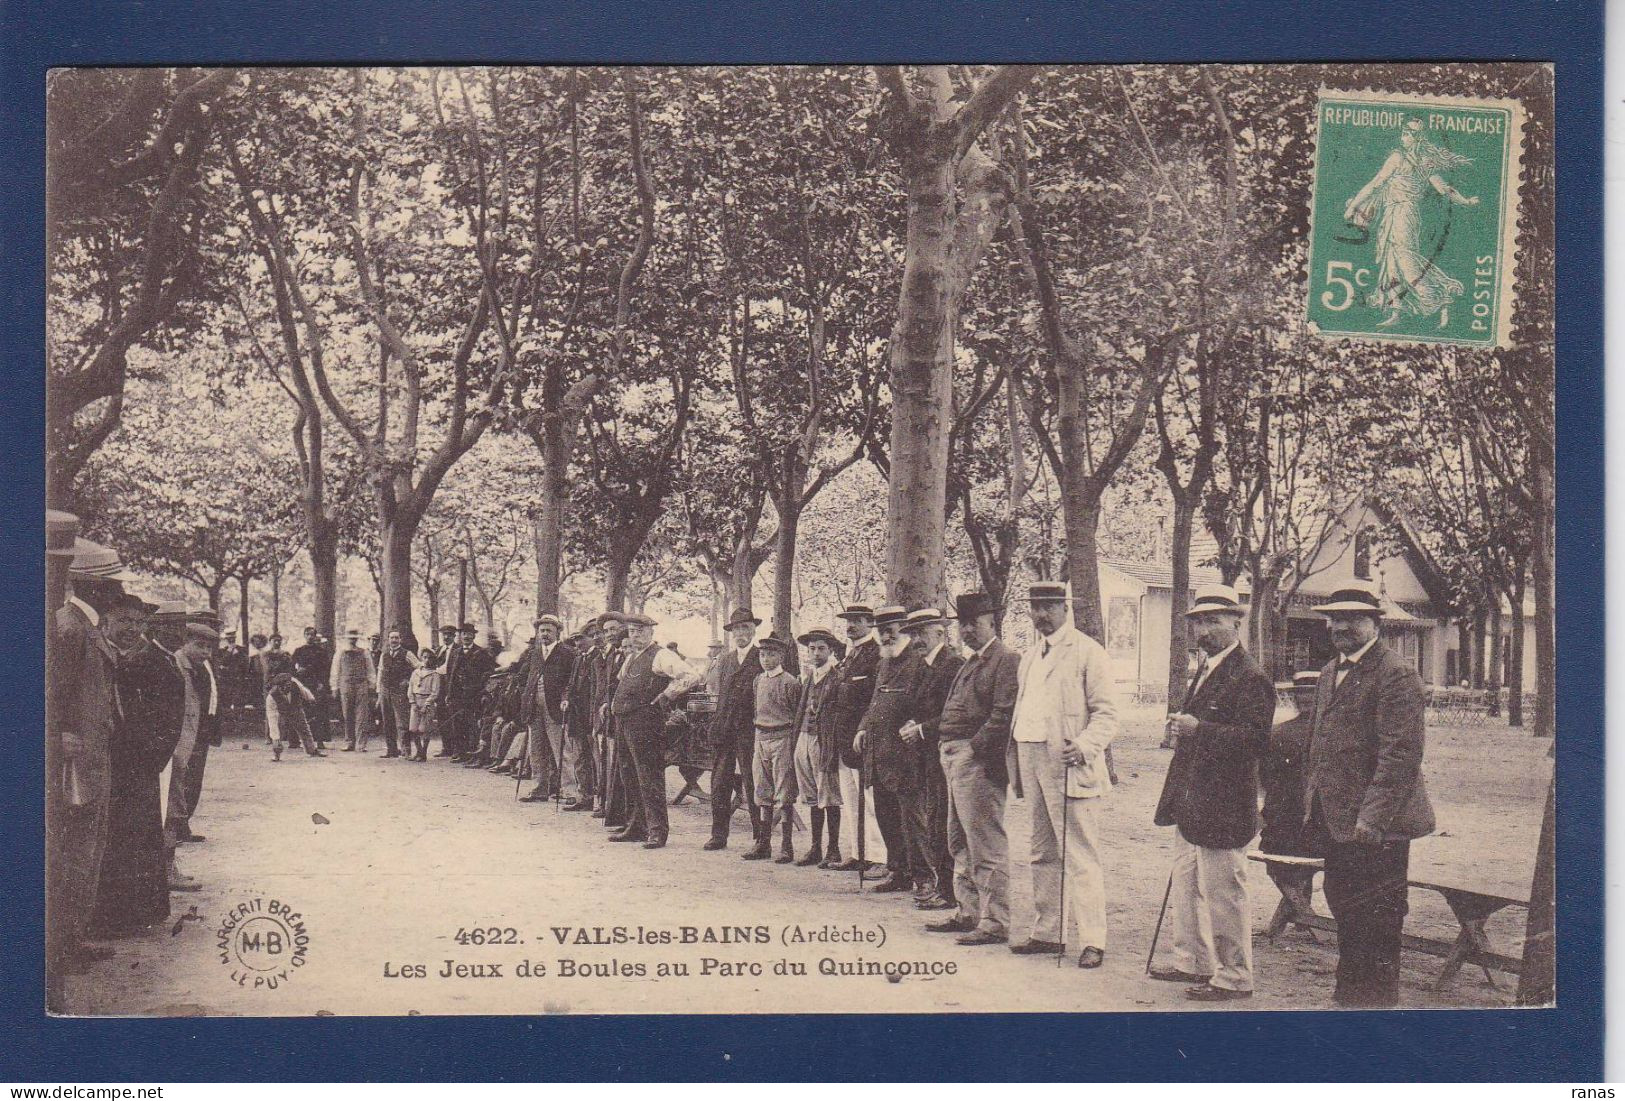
[937,637,1022,785]
[1260,711,1315,856]
[832,637,881,769]
[1304,639,1435,843]
[1153,645,1276,850]
[859,647,926,792]
[792,664,844,770]
[711,644,764,747]
[520,640,578,724]
[447,643,497,707]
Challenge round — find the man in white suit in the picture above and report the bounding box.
[1007,581,1119,969]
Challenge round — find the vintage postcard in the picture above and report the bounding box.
[43,60,1555,1019]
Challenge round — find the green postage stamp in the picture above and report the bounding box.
[1306,89,1525,348]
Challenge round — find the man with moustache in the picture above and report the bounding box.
[1152,584,1277,1001]
[1303,580,1434,1008]
[829,603,883,873]
[926,592,1021,946]
[595,615,632,827]
[520,615,578,804]
[609,613,701,848]
[852,605,925,894]
[445,624,495,762]
[703,609,766,851]
[559,619,605,811]
[331,628,379,753]
[1007,581,1119,969]
[898,607,964,911]
[166,613,223,846]
[292,626,333,747]
[375,626,420,760]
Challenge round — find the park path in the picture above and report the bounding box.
[65,714,1530,1017]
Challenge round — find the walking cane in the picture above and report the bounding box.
[1057,783,1070,970]
[1145,869,1174,974]
[855,732,868,893]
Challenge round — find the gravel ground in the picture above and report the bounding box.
[62,707,1551,1017]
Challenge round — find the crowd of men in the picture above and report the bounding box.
[48,500,1433,1011]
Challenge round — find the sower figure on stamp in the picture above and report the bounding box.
[851,605,926,894]
[791,628,845,868]
[703,609,765,851]
[1152,584,1277,1001]
[899,608,963,911]
[1008,581,1119,969]
[743,636,803,863]
[829,604,883,873]
[926,592,1021,946]
[1260,670,1322,920]
[608,614,699,849]
[1303,580,1434,1008]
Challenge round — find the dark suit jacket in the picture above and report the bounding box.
[860,647,926,792]
[1260,712,1314,856]
[519,641,578,724]
[1304,639,1435,843]
[711,644,764,747]
[938,638,1022,783]
[447,643,496,707]
[1153,645,1276,850]
[832,637,881,768]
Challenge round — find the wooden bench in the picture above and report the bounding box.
[1246,852,1529,991]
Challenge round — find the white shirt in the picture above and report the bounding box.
[67,595,99,627]
[1011,626,1068,743]
[805,662,832,687]
[647,645,701,696]
[1335,637,1378,686]
[1189,641,1238,699]
[923,642,945,667]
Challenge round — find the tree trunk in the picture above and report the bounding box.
[381,517,416,636]
[885,157,957,609]
[1507,568,1526,727]
[308,525,339,644]
[238,575,250,645]
[271,570,282,635]
[1531,456,1556,739]
[1163,497,1196,706]
[729,538,758,614]
[771,491,800,641]
[533,426,568,615]
[1516,771,1556,1004]
[1487,600,1504,715]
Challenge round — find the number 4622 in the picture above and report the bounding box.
[1320,261,1372,311]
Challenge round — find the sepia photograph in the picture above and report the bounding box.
[43,60,1556,1020]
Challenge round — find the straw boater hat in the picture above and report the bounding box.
[835,603,875,622]
[1311,579,1386,617]
[902,607,950,631]
[872,604,908,627]
[149,601,189,625]
[1027,581,1069,603]
[67,538,136,584]
[1185,583,1245,617]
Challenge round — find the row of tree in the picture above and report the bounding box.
[49,63,1555,735]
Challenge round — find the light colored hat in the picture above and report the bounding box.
[68,538,135,582]
[149,601,189,623]
[535,614,563,629]
[902,608,949,630]
[1311,580,1386,617]
[872,604,908,627]
[185,621,220,643]
[1186,583,1244,617]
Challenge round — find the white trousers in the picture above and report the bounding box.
[1017,741,1107,949]
[1164,827,1254,991]
[837,763,888,864]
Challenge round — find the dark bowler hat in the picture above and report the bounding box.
[835,603,875,622]
[111,591,158,615]
[954,592,1001,622]
[1311,580,1385,617]
[1186,583,1244,617]
[872,604,908,627]
[459,622,478,634]
[1027,581,1069,603]
[723,609,762,630]
[439,624,458,636]
[797,628,842,649]
[595,612,622,626]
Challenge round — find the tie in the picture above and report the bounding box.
[1041,639,1051,658]
[1191,657,1209,696]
